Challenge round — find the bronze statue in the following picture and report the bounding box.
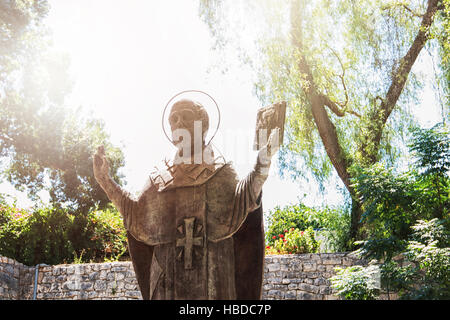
[93,98,281,299]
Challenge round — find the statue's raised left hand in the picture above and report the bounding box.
[93,145,110,180]
[257,128,280,166]
[266,127,280,157]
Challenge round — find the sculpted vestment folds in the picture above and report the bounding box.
[119,161,264,300]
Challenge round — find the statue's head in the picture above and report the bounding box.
[169,99,209,149]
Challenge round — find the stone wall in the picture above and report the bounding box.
[0,256,35,300]
[262,253,367,300]
[33,262,142,300]
[0,253,366,300]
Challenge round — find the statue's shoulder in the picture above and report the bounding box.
[212,161,238,181]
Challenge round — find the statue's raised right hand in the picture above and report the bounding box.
[93,145,110,180]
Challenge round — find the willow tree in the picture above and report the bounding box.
[199,0,447,243]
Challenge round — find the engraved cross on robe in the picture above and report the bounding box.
[176,217,203,270]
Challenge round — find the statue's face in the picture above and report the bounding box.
[169,100,209,149]
[169,106,196,133]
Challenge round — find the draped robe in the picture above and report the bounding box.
[119,160,266,300]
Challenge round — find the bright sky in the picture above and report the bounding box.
[0,0,444,213]
[44,0,319,212]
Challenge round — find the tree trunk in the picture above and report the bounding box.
[290,0,362,242]
[349,198,364,247]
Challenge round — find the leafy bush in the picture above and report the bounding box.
[347,125,449,300]
[330,265,380,300]
[0,201,74,265]
[266,227,319,254]
[83,208,128,262]
[0,198,128,265]
[265,203,350,251]
[332,219,449,300]
[265,203,315,245]
[398,219,449,299]
[353,123,449,260]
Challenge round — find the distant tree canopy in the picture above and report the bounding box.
[0,0,125,214]
[198,0,448,243]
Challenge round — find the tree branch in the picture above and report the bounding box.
[327,45,349,108]
[383,2,425,18]
[321,94,361,118]
[381,0,441,122]
[360,0,442,164]
[401,3,425,17]
[290,0,354,193]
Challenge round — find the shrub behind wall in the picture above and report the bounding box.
[0,198,128,265]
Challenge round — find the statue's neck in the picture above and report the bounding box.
[174,143,215,166]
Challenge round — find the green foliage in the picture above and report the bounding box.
[353,164,419,251]
[330,265,381,300]
[409,123,449,219]
[266,227,319,254]
[0,0,49,82]
[0,198,128,265]
[0,0,125,214]
[313,206,352,252]
[83,208,128,263]
[409,123,450,177]
[381,219,450,300]
[346,124,449,300]
[265,203,316,245]
[353,123,449,260]
[0,199,73,265]
[2,107,125,214]
[399,219,450,299]
[337,219,449,300]
[432,0,450,108]
[265,203,350,252]
[379,260,416,297]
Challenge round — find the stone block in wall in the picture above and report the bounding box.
[125,290,142,299]
[124,283,137,290]
[319,285,331,295]
[285,290,296,300]
[267,290,284,299]
[296,291,313,300]
[317,264,326,272]
[326,265,337,272]
[266,263,280,272]
[88,271,99,281]
[322,256,342,265]
[298,283,319,294]
[0,272,18,291]
[267,276,282,284]
[303,263,316,272]
[287,283,297,290]
[94,280,107,291]
[100,263,112,270]
[99,270,107,280]
[314,277,328,286]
